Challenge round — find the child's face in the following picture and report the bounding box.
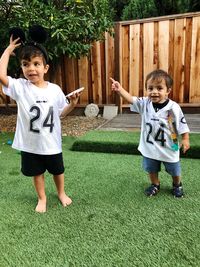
[21,56,49,86]
[146,78,171,103]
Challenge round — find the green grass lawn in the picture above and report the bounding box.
[1,132,200,267]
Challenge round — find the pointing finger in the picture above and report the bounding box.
[110,77,116,83]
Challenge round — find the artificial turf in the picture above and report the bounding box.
[0,132,200,267]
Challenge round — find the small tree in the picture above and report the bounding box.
[0,0,114,60]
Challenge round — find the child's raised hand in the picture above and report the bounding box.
[7,35,21,56]
[110,77,122,92]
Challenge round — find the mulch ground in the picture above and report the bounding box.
[0,112,107,137]
[61,116,107,136]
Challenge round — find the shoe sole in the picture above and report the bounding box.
[145,190,160,197]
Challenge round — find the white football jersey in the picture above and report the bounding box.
[130,97,190,162]
[3,77,69,155]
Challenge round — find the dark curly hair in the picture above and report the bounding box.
[18,43,49,65]
[145,69,173,90]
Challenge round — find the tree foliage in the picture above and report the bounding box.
[110,0,200,21]
[108,0,129,21]
[122,0,158,20]
[153,0,179,16]
[0,0,114,60]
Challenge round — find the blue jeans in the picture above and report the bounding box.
[142,156,181,177]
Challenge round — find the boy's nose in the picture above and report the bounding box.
[27,64,35,70]
[151,88,158,93]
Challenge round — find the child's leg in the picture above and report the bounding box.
[172,176,183,197]
[143,157,161,196]
[145,173,160,196]
[33,174,47,213]
[149,172,160,185]
[172,176,184,198]
[164,162,183,197]
[53,173,72,206]
[172,176,181,185]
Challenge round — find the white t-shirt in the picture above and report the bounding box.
[3,77,69,155]
[130,97,190,162]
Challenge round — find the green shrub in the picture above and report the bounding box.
[0,0,114,60]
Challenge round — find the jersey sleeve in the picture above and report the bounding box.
[56,86,69,116]
[2,76,23,101]
[130,97,146,113]
[172,103,190,135]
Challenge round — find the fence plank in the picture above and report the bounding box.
[121,25,129,104]
[129,24,140,96]
[63,57,78,94]
[184,18,192,103]
[91,41,102,104]
[143,22,156,92]
[105,32,115,104]
[158,20,169,71]
[100,41,106,104]
[173,18,186,103]
[78,57,89,104]
[190,16,200,102]
[114,23,123,112]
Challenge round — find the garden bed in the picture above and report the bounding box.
[0,112,107,137]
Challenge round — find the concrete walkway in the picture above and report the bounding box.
[99,113,200,133]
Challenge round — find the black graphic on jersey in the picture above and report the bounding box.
[180,116,187,124]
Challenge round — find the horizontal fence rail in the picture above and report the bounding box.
[1,12,200,111]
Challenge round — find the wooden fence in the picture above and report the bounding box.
[116,12,200,112]
[1,12,200,112]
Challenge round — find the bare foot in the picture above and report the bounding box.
[35,199,47,213]
[59,194,72,207]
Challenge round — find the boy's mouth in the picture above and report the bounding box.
[151,96,159,100]
[28,74,38,78]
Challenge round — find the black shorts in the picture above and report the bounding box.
[21,151,65,177]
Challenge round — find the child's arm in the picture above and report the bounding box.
[60,92,80,118]
[0,36,21,87]
[110,77,134,104]
[180,132,190,153]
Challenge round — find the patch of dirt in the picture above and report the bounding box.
[0,113,107,136]
[61,116,107,136]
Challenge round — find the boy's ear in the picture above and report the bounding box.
[44,64,49,73]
